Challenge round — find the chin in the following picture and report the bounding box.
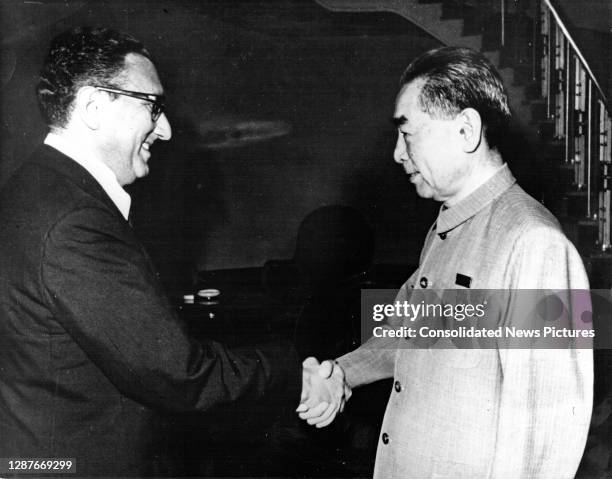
[121,176,137,186]
[415,187,434,199]
[133,164,150,180]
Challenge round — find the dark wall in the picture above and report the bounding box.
[0,0,440,275]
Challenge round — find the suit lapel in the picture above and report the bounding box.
[30,145,127,222]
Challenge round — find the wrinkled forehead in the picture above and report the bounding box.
[120,53,164,95]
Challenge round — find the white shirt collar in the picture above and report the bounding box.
[44,132,131,220]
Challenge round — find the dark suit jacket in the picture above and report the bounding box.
[0,145,301,476]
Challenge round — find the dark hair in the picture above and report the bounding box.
[37,26,151,128]
[400,46,511,150]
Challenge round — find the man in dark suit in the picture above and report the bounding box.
[0,26,346,477]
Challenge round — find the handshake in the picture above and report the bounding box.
[297,357,352,428]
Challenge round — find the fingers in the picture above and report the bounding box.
[314,409,339,428]
[301,399,339,428]
[344,383,352,402]
[339,383,352,413]
[303,356,320,369]
[310,402,337,428]
[300,356,321,403]
[296,359,351,428]
[298,395,341,424]
[298,401,329,420]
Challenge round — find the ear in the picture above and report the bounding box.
[457,108,482,153]
[74,86,104,130]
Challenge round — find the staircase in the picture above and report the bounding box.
[316,0,534,131]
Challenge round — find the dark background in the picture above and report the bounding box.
[2,0,606,281]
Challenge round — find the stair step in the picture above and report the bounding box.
[546,139,565,149]
[453,34,482,51]
[411,2,444,22]
[434,18,464,40]
[566,190,589,197]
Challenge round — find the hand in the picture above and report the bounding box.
[296,357,351,428]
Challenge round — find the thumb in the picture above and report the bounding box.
[303,356,320,369]
[318,360,334,379]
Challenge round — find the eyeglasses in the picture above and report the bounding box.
[94,86,166,122]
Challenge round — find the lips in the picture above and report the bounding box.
[408,172,422,183]
[140,142,152,161]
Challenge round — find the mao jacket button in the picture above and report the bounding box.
[419,277,428,288]
[394,381,402,392]
[382,432,389,444]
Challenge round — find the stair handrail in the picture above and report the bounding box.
[541,0,609,109]
[538,0,612,250]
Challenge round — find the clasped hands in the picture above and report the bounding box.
[297,356,351,428]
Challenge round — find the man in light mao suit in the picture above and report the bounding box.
[300,46,593,478]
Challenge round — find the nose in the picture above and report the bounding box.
[393,131,407,164]
[154,112,172,141]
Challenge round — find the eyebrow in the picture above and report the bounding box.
[391,115,408,127]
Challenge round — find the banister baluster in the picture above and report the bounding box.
[554,24,565,140]
[539,0,609,247]
[587,79,592,217]
[574,59,586,189]
[540,1,551,116]
[599,101,612,250]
